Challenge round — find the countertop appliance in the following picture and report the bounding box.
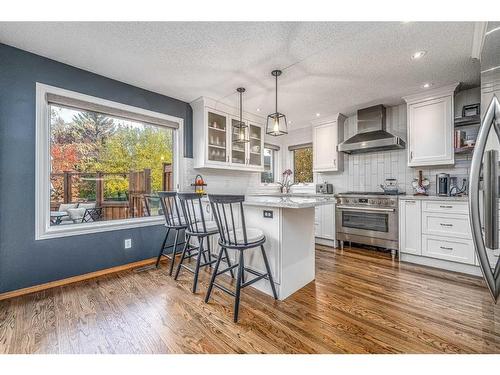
[337,105,405,154]
[436,173,451,196]
[335,192,402,259]
[316,183,333,194]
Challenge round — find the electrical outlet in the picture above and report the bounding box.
[124,239,132,249]
[263,210,273,219]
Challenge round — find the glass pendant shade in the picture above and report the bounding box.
[233,87,249,144]
[266,70,288,136]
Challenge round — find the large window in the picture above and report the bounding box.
[36,83,182,239]
[291,144,313,184]
[261,144,279,184]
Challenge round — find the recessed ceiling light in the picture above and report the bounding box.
[289,121,293,124]
[411,50,427,60]
[422,83,432,88]
[316,113,321,117]
[256,108,260,112]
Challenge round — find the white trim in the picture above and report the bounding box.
[35,83,184,240]
[471,21,488,60]
[260,145,281,186]
[402,82,460,104]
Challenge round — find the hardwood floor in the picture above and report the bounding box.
[1,246,500,354]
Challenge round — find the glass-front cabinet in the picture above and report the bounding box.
[248,123,262,167]
[231,118,247,165]
[207,111,228,163]
[192,97,264,171]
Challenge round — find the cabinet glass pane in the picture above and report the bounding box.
[248,124,262,166]
[231,119,247,164]
[207,111,227,163]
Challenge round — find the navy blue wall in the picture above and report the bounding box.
[0,43,193,293]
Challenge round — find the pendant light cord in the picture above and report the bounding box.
[275,73,278,113]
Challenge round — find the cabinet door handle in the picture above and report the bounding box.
[440,223,453,227]
[439,205,453,209]
[333,159,336,166]
[440,246,454,251]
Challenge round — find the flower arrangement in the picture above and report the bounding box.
[277,169,296,194]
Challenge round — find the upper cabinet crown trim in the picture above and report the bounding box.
[311,113,347,126]
[403,83,460,104]
[190,96,265,123]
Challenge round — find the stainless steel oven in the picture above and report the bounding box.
[335,192,399,258]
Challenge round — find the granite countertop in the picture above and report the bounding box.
[244,194,336,209]
[399,194,469,201]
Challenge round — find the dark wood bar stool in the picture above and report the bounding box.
[156,191,191,276]
[205,194,278,323]
[175,193,234,293]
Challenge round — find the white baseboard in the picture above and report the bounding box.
[315,237,337,248]
[400,253,482,277]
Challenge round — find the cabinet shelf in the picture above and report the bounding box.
[208,144,226,150]
[208,126,226,132]
[454,146,475,154]
[232,149,245,153]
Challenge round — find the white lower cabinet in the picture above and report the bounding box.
[399,198,478,274]
[421,235,475,265]
[315,204,336,243]
[399,199,421,255]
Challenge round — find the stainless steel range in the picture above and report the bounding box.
[335,192,401,259]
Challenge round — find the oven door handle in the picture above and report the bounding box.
[336,205,396,213]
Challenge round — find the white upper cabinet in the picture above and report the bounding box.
[192,97,264,171]
[403,83,458,167]
[312,113,346,172]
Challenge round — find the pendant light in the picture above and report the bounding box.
[233,87,249,144]
[266,69,288,136]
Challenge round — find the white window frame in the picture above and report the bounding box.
[35,83,184,240]
[260,145,280,186]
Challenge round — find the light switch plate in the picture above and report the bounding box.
[124,239,132,249]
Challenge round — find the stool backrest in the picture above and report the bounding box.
[177,193,208,234]
[157,191,183,227]
[209,194,248,246]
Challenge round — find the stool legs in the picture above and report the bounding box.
[174,235,191,280]
[168,229,180,276]
[155,227,171,268]
[205,246,225,303]
[234,250,244,322]
[192,239,204,293]
[260,245,278,300]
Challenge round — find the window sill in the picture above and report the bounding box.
[36,216,165,240]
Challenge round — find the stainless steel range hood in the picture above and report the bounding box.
[338,104,405,154]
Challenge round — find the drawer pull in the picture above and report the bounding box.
[440,223,453,227]
[439,205,453,209]
[440,246,454,251]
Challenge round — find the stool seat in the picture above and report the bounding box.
[227,227,264,244]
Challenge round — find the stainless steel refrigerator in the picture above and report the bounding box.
[469,22,500,302]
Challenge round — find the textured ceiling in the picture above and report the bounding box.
[0,22,480,128]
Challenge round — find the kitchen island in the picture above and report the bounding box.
[239,194,335,300]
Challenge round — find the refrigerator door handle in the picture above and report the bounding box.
[469,95,500,302]
[484,150,499,250]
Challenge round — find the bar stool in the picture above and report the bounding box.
[155,191,190,276]
[175,193,234,293]
[205,194,278,323]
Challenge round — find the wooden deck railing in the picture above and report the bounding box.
[50,163,173,220]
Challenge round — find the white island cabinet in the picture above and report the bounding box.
[403,83,458,167]
[241,195,336,300]
[191,97,264,172]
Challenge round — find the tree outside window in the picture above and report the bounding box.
[293,147,313,183]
